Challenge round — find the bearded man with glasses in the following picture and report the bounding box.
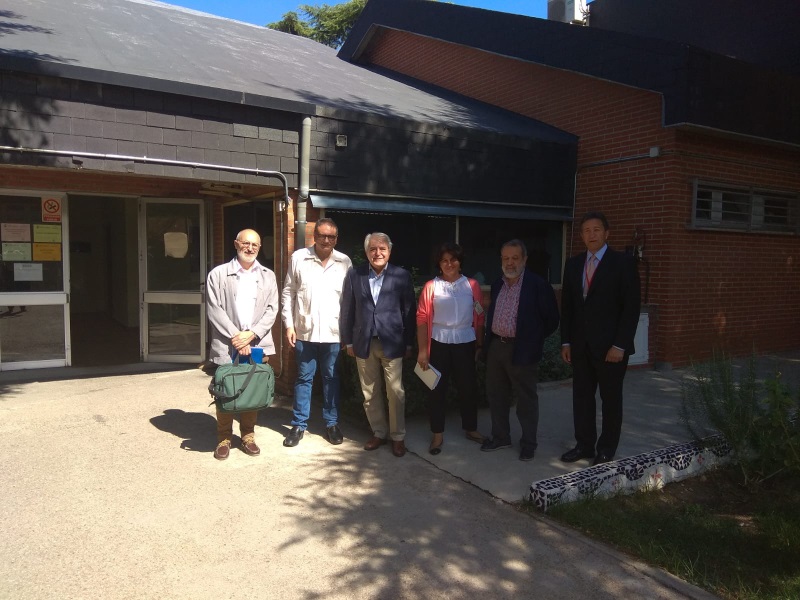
[281,218,352,448]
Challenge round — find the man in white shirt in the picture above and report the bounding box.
[281,218,352,447]
[206,229,279,460]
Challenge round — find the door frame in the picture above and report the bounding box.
[138,197,207,363]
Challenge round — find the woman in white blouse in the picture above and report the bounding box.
[416,243,486,455]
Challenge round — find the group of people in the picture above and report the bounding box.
[205,212,641,467]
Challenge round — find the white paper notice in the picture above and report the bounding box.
[164,232,189,258]
[14,263,43,282]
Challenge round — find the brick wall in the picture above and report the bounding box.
[362,29,800,366]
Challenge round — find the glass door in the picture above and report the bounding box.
[139,199,206,363]
[0,192,70,370]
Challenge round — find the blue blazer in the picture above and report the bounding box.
[485,269,560,365]
[339,263,416,360]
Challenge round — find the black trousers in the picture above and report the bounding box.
[428,339,478,433]
[571,346,629,455]
[485,340,540,452]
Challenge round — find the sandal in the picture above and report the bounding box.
[429,434,443,455]
[465,431,485,444]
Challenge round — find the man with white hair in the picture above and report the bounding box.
[339,232,416,457]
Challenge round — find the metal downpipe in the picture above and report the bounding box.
[295,117,311,252]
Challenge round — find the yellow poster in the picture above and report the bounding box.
[32,243,62,262]
[33,224,62,243]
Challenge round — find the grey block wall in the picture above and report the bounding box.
[308,113,576,207]
[0,71,302,189]
[0,70,575,208]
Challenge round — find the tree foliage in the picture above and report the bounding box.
[267,11,314,39]
[268,0,367,49]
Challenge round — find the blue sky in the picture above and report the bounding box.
[164,1,548,27]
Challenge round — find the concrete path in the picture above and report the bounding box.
[402,351,800,503]
[404,367,693,502]
[0,366,723,600]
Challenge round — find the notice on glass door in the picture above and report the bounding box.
[32,243,62,261]
[14,263,43,282]
[2,242,32,262]
[33,224,62,243]
[41,197,62,223]
[1,223,31,242]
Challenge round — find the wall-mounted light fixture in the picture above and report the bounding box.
[335,135,348,148]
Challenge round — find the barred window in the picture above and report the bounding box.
[693,181,799,234]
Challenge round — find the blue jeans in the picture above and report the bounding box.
[292,340,341,430]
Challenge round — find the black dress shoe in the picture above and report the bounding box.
[593,452,614,466]
[519,447,535,462]
[480,438,512,452]
[560,446,595,463]
[327,425,343,445]
[283,426,304,447]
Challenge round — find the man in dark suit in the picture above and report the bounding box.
[340,232,416,457]
[560,211,641,465]
[480,239,560,462]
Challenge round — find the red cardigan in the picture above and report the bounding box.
[416,277,485,356]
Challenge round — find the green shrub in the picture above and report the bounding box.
[539,329,573,382]
[681,353,800,488]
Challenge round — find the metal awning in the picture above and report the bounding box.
[309,193,572,221]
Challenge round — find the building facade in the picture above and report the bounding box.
[0,0,577,387]
[340,0,800,367]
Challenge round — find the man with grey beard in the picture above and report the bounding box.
[480,239,559,462]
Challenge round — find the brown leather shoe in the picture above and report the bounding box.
[214,441,231,461]
[392,440,407,457]
[241,439,261,456]
[364,436,387,451]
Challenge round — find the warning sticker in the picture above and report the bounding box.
[42,197,62,223]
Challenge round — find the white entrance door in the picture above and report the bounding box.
[139,199,206,363]
[0,192,70,370]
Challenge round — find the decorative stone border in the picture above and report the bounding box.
[529,436,733,511]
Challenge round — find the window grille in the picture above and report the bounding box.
[693,181,799,234]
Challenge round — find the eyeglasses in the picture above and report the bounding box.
[236,240,261,249]
[315,234,338,241]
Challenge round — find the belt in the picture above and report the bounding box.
[494,334,515,343]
